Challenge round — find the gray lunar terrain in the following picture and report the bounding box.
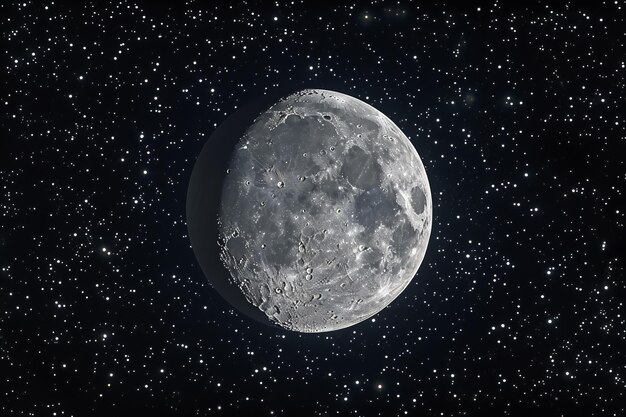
[216,89,432,332]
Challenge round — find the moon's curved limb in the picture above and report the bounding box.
[215,89,432,333]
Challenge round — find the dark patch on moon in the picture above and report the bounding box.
[341,146,382,189]
[263,216,300,267]
[391,220,416,260]
[411,185,427,214]
[355,187,400,234]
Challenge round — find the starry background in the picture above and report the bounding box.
[1,1,624,416]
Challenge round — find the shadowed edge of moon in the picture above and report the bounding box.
[186,92,286,328]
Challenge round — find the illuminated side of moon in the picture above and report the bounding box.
[188,89,432,333]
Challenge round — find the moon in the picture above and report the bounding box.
[187,89,432,333]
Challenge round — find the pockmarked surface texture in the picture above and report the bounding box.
[212,89,432,332]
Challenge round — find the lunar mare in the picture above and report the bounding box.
[188,89,432,333]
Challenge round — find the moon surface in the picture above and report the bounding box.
[187,89,432,333]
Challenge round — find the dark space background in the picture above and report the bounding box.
[1,1,624,416]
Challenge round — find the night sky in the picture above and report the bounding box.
[1,1,625,416]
